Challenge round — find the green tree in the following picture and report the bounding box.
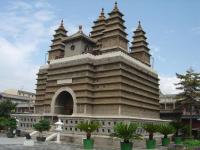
[0,100,16,118]
[175,68,200,137]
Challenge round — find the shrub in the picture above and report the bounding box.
[76,121,100,139]
[142,123,159,140]
[111,122,142,143]
[183,139,200,149]
[6,118,17,130]
[158,124,175,138]
[0,117,17,131]
[33,119,50,137]
[0,117,7,130]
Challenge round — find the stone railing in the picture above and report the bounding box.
[12,114,42,130]
[12,114,170,136]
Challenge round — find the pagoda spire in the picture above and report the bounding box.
[101,2,128,53]
[113,1,118,11]
[137,21,142,30]
[98,8,105,20]
[48,19,67,62]
[60,19,64,26]
[130,21,151,66]
[90,8,107,54]
[91,8,106,40]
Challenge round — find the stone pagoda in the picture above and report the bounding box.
[34,2,159,119]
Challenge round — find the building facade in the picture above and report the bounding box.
[160,92,200,137]
[35,2,160,119]
[159,92,182,120]
[0,89,35,113]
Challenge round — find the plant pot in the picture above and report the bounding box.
[162,137,170,146]
[83,139,94,149]
[146,139,156,149]
[120,142,133,150]
[7,132,15,138]
[174,137,182,144]
[36,136,46,142]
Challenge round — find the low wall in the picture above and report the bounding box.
[12,114,170,136]
[12,114,170,149]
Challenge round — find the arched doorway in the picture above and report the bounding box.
[54,91,73,115]
[51,87,77,115]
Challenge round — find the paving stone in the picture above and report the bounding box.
[0,137,168,150]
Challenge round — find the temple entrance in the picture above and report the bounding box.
[54,91,73,115]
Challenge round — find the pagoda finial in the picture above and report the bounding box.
[137,21,142,30]
[101,8,104,15]
[99,8,105,20]
[60,19,64,27]
[79,25,83,32]
[114,1,118,11]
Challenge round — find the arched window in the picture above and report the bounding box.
[70,45,75,50]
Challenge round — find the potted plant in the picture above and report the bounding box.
[111,122,142,150]
[170,121,184,144]
[6,118,17,138]
[158,123,175,146]
[76,121,100,149]
[142,123,159,149]
[33,119,51,142]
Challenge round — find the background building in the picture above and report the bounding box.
[160,92,200,136]
[0,89,35,113]
[159,92,182,120]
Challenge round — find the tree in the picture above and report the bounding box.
[0,100,16,118]
[175,68,200,137]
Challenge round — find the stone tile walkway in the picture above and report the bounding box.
[0,137,168,150]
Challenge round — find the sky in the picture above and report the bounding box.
[0,0,199,94]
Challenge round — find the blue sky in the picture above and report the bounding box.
[0,0,199,94]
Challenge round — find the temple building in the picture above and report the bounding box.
[35,2,160,119]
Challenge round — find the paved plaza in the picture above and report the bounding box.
[0,137,115,150]
[0,137,169,150]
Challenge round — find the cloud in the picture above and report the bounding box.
[0,1,55,92]
[192,26,200,35]
[150,46,166,63]
[159,75,181,94]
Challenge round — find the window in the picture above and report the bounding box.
[84,45,90,53]
[108,129,110,133]
[70,45,75,50]
[102,121,105,125]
